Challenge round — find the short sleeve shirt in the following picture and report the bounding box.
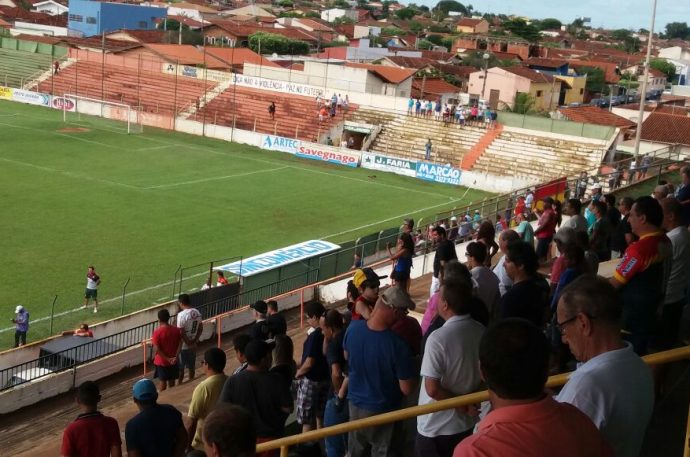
[62,412,121,457]
[177,307,202,350]
[188,373,228,449]
[125,404,184,457]
[301,327,329,382]
[433,240,458,278]
[152,325,182,367]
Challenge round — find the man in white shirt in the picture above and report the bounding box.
[555,275,654,457]
[417,277,484,457]
[465,242,500,319]
[492,230,520,296]
[559,199,588,234]
[177,293,203,384]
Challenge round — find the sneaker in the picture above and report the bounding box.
[93,308,98,313]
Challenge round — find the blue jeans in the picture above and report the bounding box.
[324,397,348,457]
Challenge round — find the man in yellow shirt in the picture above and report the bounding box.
[186,348,228,452]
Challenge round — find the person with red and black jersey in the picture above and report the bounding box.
[610,196,672,355]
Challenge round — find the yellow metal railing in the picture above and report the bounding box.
[257,346,690,457]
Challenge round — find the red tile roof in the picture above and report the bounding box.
[641,112,690,146]
[558,105,635,129]
[65,36,142,52]
[296,18,334,32]
[205,47,281,68]
[654,105,690,116]
[109,29,168,44]
[433,64,476,78]
[345,62,416,84]
[491,51,522,61]
[385,55,437,69]
[412,77,459,97]
[502,66,555,83]
[568,59,621,84]
[311,47,347,60]
[142,44,228,69]
[524,57,568,68]
[457,18,486,27]
[0,6,66,26]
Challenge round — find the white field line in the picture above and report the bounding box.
[0,270,209,334]
[134,145,172,152]
[146,166,288,189]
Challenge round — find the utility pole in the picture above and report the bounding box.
[633,0,658,164]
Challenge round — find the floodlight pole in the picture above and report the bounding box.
[633,0,658,163]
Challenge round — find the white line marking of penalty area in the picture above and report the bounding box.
[0,157,141,190]
[146,166,288,189]
[0,121,119,149]
[321,197,470,240]
[135,145,173,152]
[0,271,210,334]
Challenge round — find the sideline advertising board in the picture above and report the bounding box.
[0,86,12,100]
[51,95,76,111]
[361,152,417,178]
[261,134,360,168]
[216,240,341,277]
[12,89,50,107]
[415,161,462,186]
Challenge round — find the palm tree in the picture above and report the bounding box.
[500,92,537,115]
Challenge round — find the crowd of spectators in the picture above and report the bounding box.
[59,167,690,457]
[406,98,497,128]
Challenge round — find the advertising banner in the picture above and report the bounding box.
[260,134,360,168]
[12,89,50,107]
[0,86,13,100]
[361,152,417,177]
[415,161,462,186]
[51,96,76,112]
[216,240,341,277]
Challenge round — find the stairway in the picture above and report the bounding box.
[460,123,503,170]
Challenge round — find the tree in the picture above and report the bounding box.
[664,22,690,40]
[502,18,540,43]
[650,58,676,80]
[416,39,434,50]
[425,34,444,45]
[537,18,562,31]
[249,32,309,55]
[433,0,468,18]
[579,66,606,94]
[334,0,349,6]
[428,24,451,33]
[611,29,632,41]
[462,51,500,69]
[333,16,356,25]
[409,20,423,34]
[381,26,404,36]
[621,36,640,53]
[395,7,416,20]
[500,92,537,114]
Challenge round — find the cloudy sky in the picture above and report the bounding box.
[412,0,688,31]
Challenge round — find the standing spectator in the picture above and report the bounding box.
[675,166,690,223]
[387,228,414,292]
[322,310,349,457]
[588,200,612,262]
[590,183,603,202]
[430,226,458,296]
[498,242,548,327]
[415,99,421,116]
[177,293,203,384]
[61,381,121,457]
[465,242,500,318]
[559,199,587,234]
[534,197,557,264]
[492,230,520,296]
[248,300,269,340]
[351,268,385,320]
[152,308,182,392]
[219,340,293,448]
[344,287,415,457]
[610,196,672,355]
[343,94,350,113]
[295,302,330,433]
[576,171,588,200]
[231,334,251,375]
[202,405,256,457]
[425,139,432,161]
[268,102,276,120]
[83,266,101,313]
[453,319,613,457]
[513,196,525,220]
[656,197,690,350]
[417,278,485,457]
[524,190,534,211]
[639,154,652,180]
[337,94,343,111]
[407,97,414,115]
[475,221,499,266]
[53,60,60,75]
[265,300,287,337]
[556,276,654,457]
[216,271,229,287]
[12,305,29,347]
[604,194,621,230]
[125,378,187,457]
[610,197,635,259]
[186,348,228,452]
[514,213,534,246]
[652,185,669,201]
[270,333,296,390]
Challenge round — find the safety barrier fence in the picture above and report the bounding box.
[255,345,690,457]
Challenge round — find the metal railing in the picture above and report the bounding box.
[256,346,690,457]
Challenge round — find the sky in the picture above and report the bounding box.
[411,0,689,32]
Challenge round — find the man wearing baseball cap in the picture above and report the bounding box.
[351,267,387,320]
[125,378,187,457]
[248,300,269,340]
[12,305,29,348]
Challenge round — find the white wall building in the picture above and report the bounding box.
[32,0,68,16]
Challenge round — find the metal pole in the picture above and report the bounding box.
[49,295,57,336]
[121,277,130,315]
[172,265,181,299]
[633,0,658,164]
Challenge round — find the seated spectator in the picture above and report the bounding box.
[465,242,500,319]
[232,334,251,375]
[269,334,296,390]
[203,404,256,457]
[295,302,330,433]
[452,319,613,457]
[216,271,229,287]
[556,276,653,457]
[61,381,121,457]
[265,300,287,338]
[559,199,587,234]
[219,340,293,449]
[498,242,549,327]
[351,268,386,320]
[126,378,187,457]
[492,230,521,296]
[187,347,228,452]
[63,323,94,338]
[417,277,485,457]
[248,301,269,340]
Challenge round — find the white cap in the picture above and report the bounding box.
[592,183,602,189]
[15,305,24,313]
[450,216,458,221]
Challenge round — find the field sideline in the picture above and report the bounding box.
[0,100,491,349]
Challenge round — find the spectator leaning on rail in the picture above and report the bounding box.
[203,404,257,457]
[556,275,654,457]
[609,196,672,355]
[453,319,613,457]
[344,285,416,457]
[417,277,485,457]
[61,381,122,457]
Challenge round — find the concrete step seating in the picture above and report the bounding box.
[473,131,605,181]
[191,86,356,141]
[37,61,216,115]
[0,48,53,88]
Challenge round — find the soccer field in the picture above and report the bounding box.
[0,100,491,348]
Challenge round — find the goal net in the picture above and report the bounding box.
[62,94,143,134]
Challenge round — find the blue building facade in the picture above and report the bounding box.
[68,0,166,37]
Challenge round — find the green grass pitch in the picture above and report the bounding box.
[0,100,492,349]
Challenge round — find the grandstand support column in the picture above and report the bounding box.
[633,0,658,163]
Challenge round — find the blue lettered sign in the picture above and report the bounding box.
[415,162,462,186]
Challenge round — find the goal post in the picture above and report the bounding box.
[62,94,143,134]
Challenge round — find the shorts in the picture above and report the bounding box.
[536,237,553,259]
[84,288,98,299]
[295,377,329,425]
[155,364,179,381]
[179,348,196,370]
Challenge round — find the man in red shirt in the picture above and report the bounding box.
[534,197,557,263]
[61,381,122,457]
[152,308,183,392]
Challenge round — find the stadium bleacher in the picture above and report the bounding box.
[0,48,54,89]
[37,61,216,115]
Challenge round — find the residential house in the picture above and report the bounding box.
[411,77,459,101]
[205,20,318,48]
[468,66,562,111]
[205,47,281,72]
[31,0,67,16]
[455,17,489,34]
[524,58,586,105]
[321,8,357,23]
[222,4,275,18]
[557,105,636,131]
[452,35,543,60]
[640,112,690,155]
[115,43,229,69]
[657,46,690,85]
